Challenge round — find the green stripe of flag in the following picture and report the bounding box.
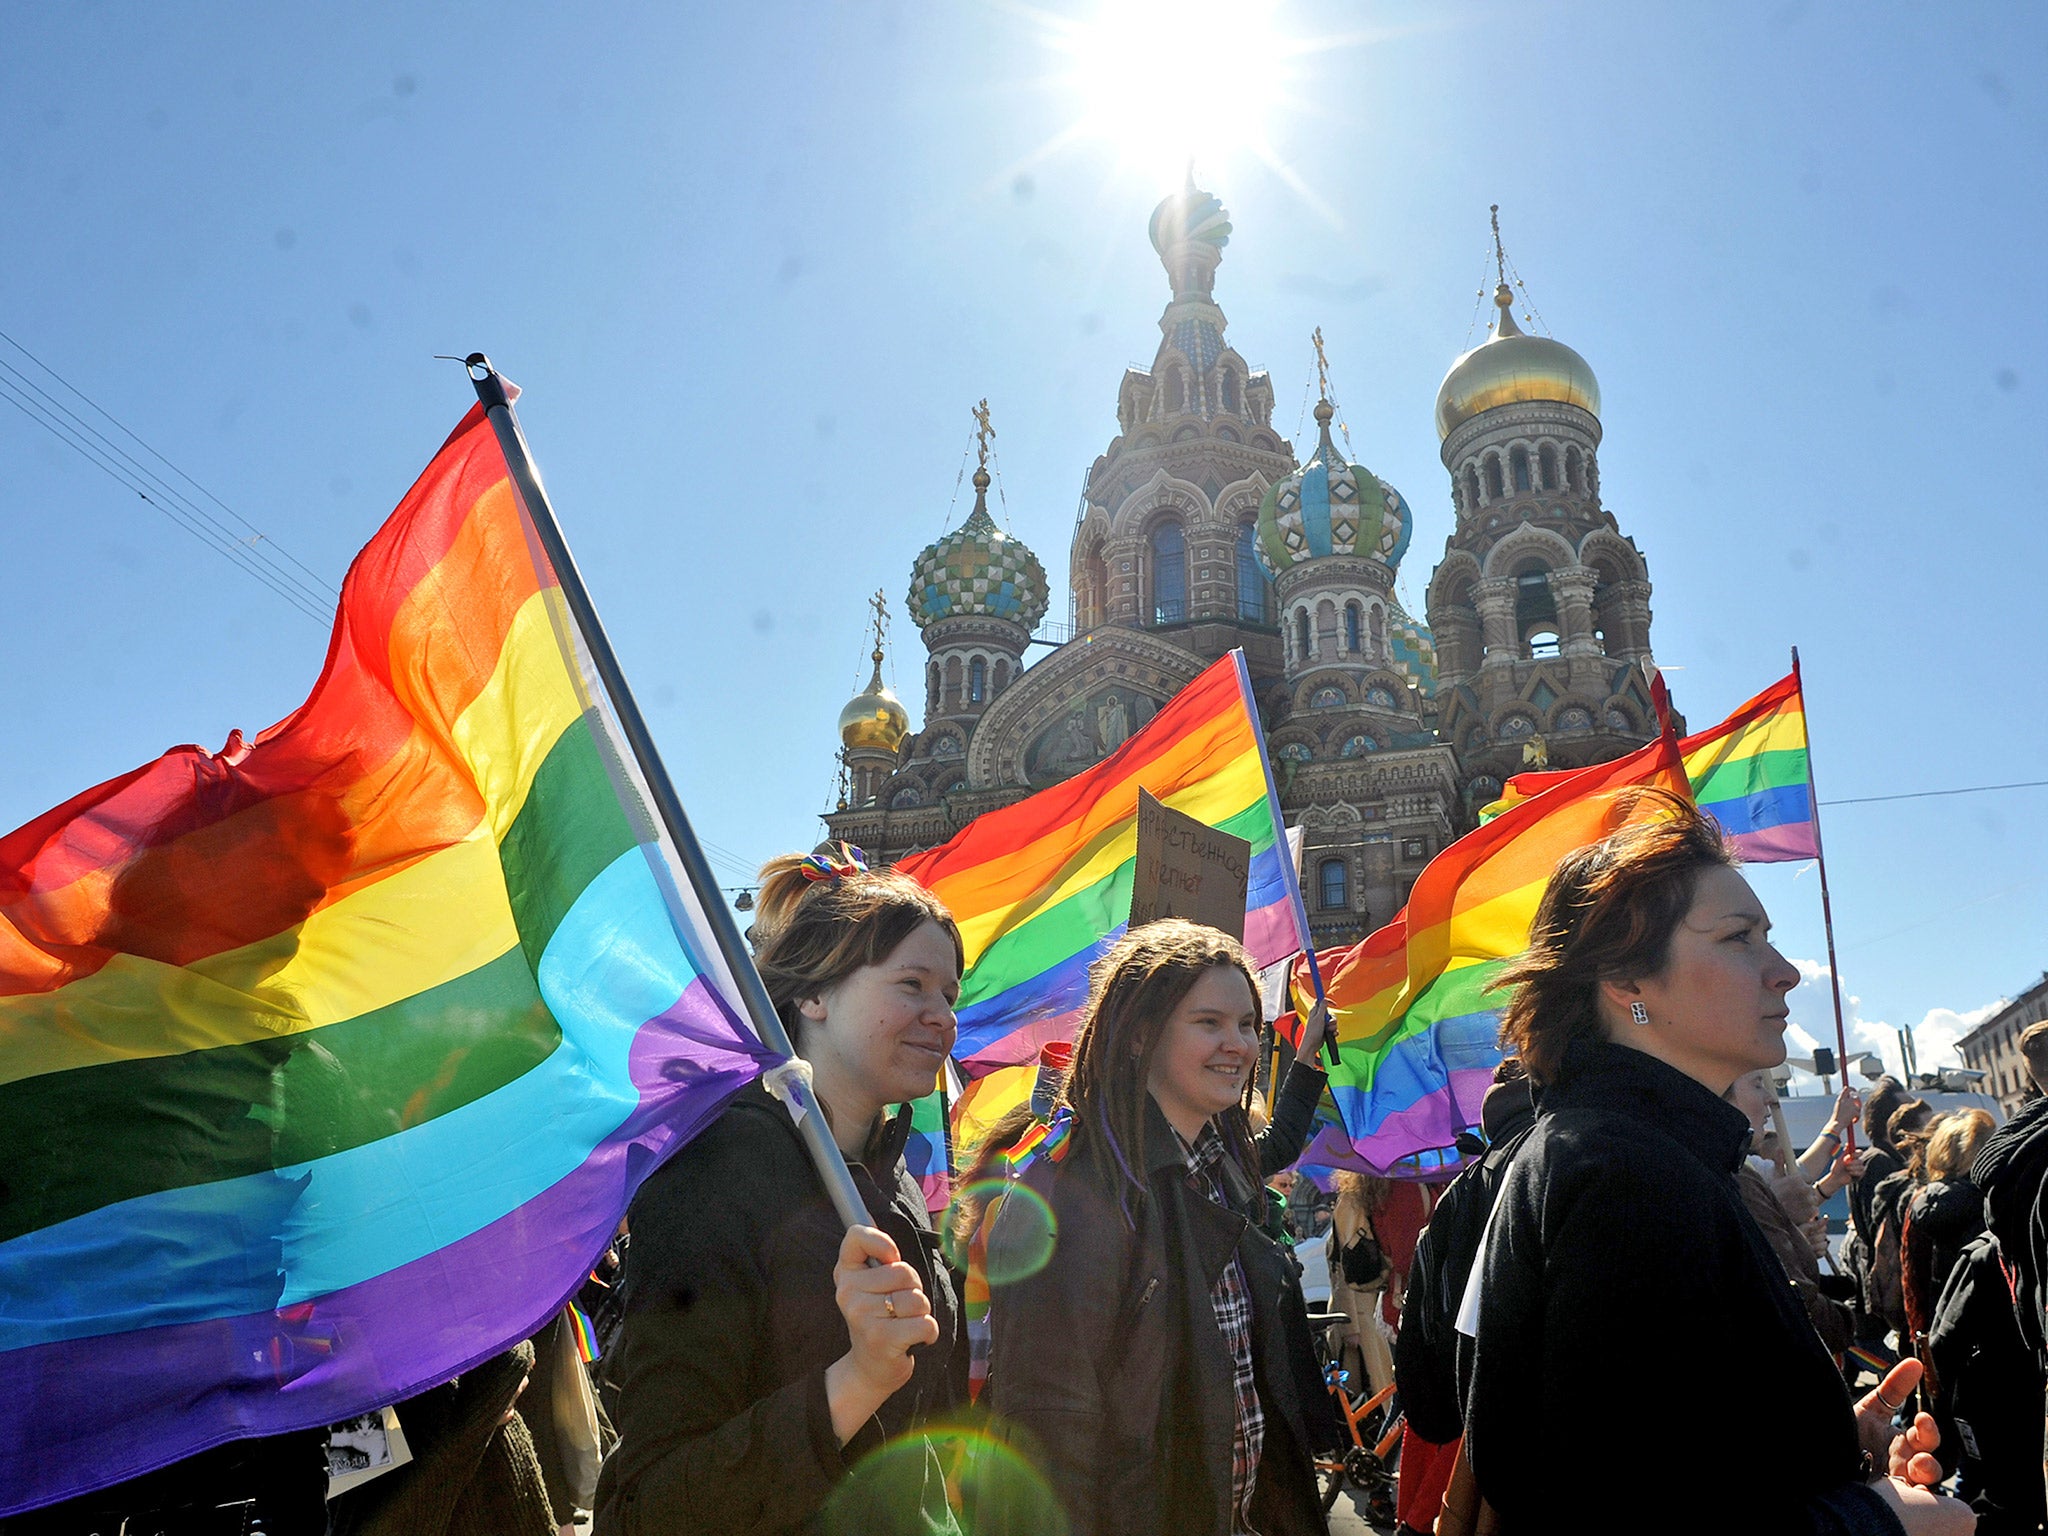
[1689,746,1809,806]
[500,710,640,968]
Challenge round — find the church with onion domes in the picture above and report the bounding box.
[823,184,1662,948]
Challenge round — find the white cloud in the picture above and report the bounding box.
[1782,957,2004,1088]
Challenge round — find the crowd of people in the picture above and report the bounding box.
[13,799,2048,1536]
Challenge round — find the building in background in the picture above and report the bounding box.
[1957,972,2048,1117]
[824,181,1662,946]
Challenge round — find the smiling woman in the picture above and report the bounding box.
[595,850,971,1536]
[985,919,1339,1536]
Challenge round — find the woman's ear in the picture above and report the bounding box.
[797,994,829,1024]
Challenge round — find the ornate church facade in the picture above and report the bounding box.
[825,183,1663,948]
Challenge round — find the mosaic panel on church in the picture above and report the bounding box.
[1025,686,1158,785]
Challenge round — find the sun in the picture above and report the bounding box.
[1003,0,1382,217]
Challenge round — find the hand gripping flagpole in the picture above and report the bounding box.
[466,355,873,1233]
[1792,647,1858,1154]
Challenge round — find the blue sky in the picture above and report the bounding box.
[2,2,2041,1083]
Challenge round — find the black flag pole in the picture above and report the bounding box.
[465,354,872,1233]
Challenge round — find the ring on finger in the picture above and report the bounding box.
[884,1295,898,1319]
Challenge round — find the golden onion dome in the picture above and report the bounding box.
[838,649,909,753]
[1435,283,1601,440]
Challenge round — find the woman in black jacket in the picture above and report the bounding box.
[985,919,1337,1536]
[1458,793,1971,1536]
[595,848,967,1536]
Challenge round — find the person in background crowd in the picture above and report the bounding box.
[986,919,1335,1536]
[1390,1062,1535,1536]
[595,848,966,1536]
[1869,1100,1940,1341]
[1330,1172,1397,1398]
[1926,1221,2046,1536]
[1854,1078,1912,1250]
[1729,1069,1856,1356]
[1455,792,1969,1534]
[1969,1021,2048,1528]
[1903,1112,1996,1371]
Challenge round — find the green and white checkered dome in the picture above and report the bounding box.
[907,478,1049,632]
[1253,401,1414,581]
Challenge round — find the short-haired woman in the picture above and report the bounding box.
[1457,794,1971,1534]
[985,919,1337,1536]
[595,849,966,1536]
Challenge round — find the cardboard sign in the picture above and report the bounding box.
[1128,789,1251,941]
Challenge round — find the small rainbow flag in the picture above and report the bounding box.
[566,1302,602,1365]
[899,650,1307,1083]
[0,403,773,1514]
[1301,731,1687,1171]
[1483,671,1816,865]
[1679,671,1817,862]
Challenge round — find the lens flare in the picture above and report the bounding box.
[941,1178,1058,1285]
[824,1425,1069,1536]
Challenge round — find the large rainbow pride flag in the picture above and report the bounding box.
[899,651,1307,1102]
[0,404,774,1513]
[1301,731,1686,1171]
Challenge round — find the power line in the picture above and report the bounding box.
[1823,779,2048,808]
[0,327,340,619]
[0,373,333,626]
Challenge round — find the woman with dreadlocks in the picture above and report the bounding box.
[983,919,1337,1536]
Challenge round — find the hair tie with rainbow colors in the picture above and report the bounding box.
[797,841,869,885]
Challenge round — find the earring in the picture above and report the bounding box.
[1629,1001,1650,1026]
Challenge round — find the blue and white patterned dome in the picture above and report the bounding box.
[1386,601,1438,697]
[1254,401,1414,578]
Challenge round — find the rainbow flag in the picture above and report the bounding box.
[899,650,1306,1081]
[902,1088,953,1214]
[1482,672,1816,864]
[1679,671,1817,862]
[0,404,773,1514]
[1301,733,1686,1171]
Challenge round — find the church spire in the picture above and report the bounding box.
[1489,204,1524,338]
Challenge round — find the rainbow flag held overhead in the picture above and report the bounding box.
[1300,732,1687,1172]
[0,404,775,1514]
[1481,671,1817,865]
[899,650,1307,1082]
[1678,671,1817,862]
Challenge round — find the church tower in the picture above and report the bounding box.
[836,591,910,810]
[1252,337,1458,941]
[1425,210,1660,817]
[1069,173,1297,675]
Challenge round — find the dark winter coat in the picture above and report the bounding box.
[1737,1162,1855,1357]
[1393,1094,1535,1446]
[1850,1145,1902,1253]
[1927,1230,2047,1530]
[984,1063,1336,1536]
[1464,1040,1904,1536]
[1903,1178,1987,1352]
[1973,1092,2048,1367]
[594,1082,964,1536]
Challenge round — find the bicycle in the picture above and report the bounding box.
[1303,1308,1402,1523]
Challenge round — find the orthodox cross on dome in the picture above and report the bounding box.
[1490,203,1508,291]
[1485,204,1542,337]
[1312,325,1332,404]
[972,397,994,475]
[867,587,891,665]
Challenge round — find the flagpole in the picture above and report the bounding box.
[466,355,873,1233]
[1792,646,1857,1154]
[1229,649,1338,1070]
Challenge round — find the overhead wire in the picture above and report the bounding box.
[0,328,340,622]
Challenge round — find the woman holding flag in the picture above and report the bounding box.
[594,846,967,1536]
[1452,794,1971,1535]
[985,918,1336,1536]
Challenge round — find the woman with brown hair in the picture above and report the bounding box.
[985,918,1336,1536]
[1456,794,1970,1535]
[595,846,967,1536]
[1330,1172,1396,1396]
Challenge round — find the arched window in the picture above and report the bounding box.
[1511,447,1532,492]
[1222,370,1241,414]
[1485,455,1505,501]
[1295,608,1311,659]
[1344,602,1362,652]
[1150,522,1187,625]
[1463,465,1482,510]
[969,658,987,704]
[993,658,1010,693]
[1538,444,1559,490]
[1082,542,1109,630]
[1164,369,1185,413]
[1235,522,1269,622]
[1319,857,1349,912]
[1566,446,1584,493]
[1369,605,1385,653]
